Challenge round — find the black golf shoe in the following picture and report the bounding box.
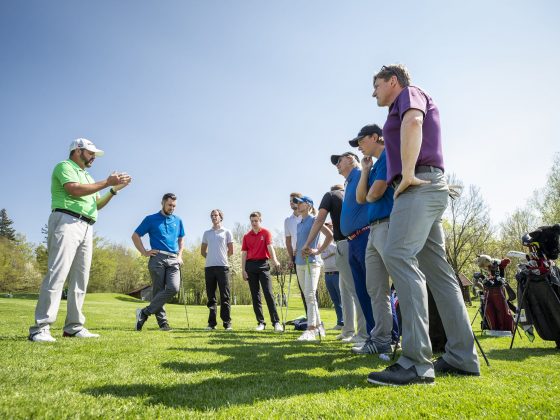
[433,357,480,376]
[136,308,148,331]
[367,363,435,386]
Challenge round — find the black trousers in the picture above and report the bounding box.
[246,259,279,325]
[205,266,231,328]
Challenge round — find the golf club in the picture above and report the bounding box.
[179,264,190,329]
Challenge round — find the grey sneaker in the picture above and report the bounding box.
[159,324,172,331]
[352,340,393,355]
[255,323,265,331]
[204,325,216,331]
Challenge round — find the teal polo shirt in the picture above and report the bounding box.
[134,212,185,254]
[51,159,98,221]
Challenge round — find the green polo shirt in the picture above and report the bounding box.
[51,159,98,221]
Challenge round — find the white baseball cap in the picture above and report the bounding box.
[69,138,105,156]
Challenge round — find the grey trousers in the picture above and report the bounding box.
[30,211,93,336]
[145,253,181,326]
[383,171,479,377]
[365,221,393,347]
[335,240,368,340]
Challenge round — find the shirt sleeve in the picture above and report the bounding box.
[202,230,208,244]
[241,235,248,251]
[398,86,428,120]
[284,217,292,237]
[54,161,80,185]
[178,219,185,238]
[264,230,272,246]
[319,192,331,212]
[373,153,388,182]
[226,230,233,244]
[134,217,150,237]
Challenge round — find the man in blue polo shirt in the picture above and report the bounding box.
[352,124,398,355]
[132,193,185,331]
[332,151,375,341]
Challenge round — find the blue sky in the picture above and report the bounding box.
[1,1,559,247]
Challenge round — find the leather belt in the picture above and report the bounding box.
[324,271,338,275]
[347,225,370,241]
[157,250,178,257]
[53,208,95,225]
[370,217,390,226]
[392,165,443,188]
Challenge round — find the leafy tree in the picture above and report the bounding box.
[538,153,560,224]
[0,209,16,241]
[443,176,494,277]
[231,222,250,244]
[0,235,41,292]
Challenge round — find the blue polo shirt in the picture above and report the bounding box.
[340,167,370,237]
[367,150,394,223]
[135,212,185,254]
[295,215,320,265]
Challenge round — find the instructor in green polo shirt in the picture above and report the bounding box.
[29,138,131,342]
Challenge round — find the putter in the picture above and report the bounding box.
[284,266,293,331]
[276,270,286,331]
[179,265,190,329]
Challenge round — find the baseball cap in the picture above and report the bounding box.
[348,124,383,147]
[292,195,314,206]
[69,138,105,156]
[330,152,360,165]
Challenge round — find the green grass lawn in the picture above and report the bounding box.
[1,293,559,419]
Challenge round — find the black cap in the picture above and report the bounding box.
[348,124,383,147]
[330,152,360,165]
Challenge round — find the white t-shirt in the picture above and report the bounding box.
[284,213,301,251]
[202,227,233,267]
[320,243,337,272]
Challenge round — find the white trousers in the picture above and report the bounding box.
[296,262,322,327]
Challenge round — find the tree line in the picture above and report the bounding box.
[1,153,559,302]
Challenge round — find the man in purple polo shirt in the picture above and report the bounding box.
[367,65,479,386]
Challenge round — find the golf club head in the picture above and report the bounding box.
[521,233,533,247]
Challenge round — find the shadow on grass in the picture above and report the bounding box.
[114,296,144,303]
[85,371,366,410]
[84,337,387,410]
[488,346,559,361]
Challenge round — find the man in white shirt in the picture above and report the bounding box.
[201,209,234,330]
[284,192,308,314]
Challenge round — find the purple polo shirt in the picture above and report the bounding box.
[383,85,445,184]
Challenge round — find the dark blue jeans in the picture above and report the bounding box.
[324,272,343,325]
[348,230,375,333]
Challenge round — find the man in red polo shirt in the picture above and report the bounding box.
[242,211,282,332]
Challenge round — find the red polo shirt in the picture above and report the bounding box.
[242,228,272,260]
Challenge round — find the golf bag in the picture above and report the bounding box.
[512,224,560,348]
[393,284,447,352]
[473,256,516,336]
